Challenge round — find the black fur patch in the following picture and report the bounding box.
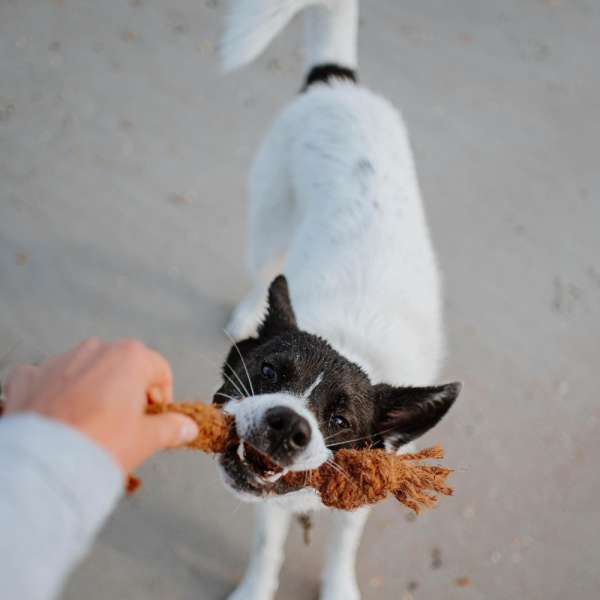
[215,276,461,498]
[303,63,357,91]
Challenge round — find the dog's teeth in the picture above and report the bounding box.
[282,468,289,476]
[264,472,283,483]
[237,442,246,462]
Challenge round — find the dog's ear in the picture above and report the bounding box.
[373,382,461,449]
[258,275,298,338]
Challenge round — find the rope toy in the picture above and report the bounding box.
[131,401,454,513]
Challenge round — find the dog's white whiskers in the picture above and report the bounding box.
[224,329,255,397]
[184,346,247,400]
[326,458,358,490]
[207,477,228,502]
[209,348,251,398]
[326,426,397,448]
[202,475,226,491]
[229,498,245,520]
[324,430,348,442]
[213,392,240,402]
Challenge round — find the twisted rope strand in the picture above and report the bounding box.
[138,401,454,512]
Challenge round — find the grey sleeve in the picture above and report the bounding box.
[0,414,124,600]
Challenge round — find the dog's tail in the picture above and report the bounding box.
[219,0,358,82]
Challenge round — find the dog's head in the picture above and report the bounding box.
[214,276,460,501]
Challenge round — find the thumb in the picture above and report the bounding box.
[142,413,199,454]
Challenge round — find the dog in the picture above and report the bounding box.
[212,2,461,599]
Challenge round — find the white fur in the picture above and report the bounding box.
[228,443,416,599]
[226,504,291,600]
[320,507,369,600]
[230,79,444,387]
[302,371,324,400]
[220,0,357,72]
[303,1,358,71]
[242,82,444,387]
[221,1,444,599]
[225,392,332,471]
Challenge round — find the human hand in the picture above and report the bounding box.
[3,338,199,473]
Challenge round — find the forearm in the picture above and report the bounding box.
[0,415,124,600]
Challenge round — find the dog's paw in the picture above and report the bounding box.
[226,582,276,600]
[320,579,361,600]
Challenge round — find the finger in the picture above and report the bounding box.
[140,413,199,455]
[112,340,174,406]
[5,364,40,407]
[139,347,174,406]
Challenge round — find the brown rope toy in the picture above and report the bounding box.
[131,401,454,513]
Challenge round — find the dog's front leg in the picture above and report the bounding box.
[320,507,370,600]
[227,503,291,600]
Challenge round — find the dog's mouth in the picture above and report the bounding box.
[218,441,301,499]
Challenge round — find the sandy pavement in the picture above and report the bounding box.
[1,1,599,599]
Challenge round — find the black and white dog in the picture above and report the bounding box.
[213,1,461,599]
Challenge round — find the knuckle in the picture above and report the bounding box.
[14,364,33,377]
[19,363,38,378]
[114,338,145,360]
[79,337,103,352]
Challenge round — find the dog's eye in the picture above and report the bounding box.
[261,363,277,380]
[332,415,350,429]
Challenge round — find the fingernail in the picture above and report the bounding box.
[148,386,163,404]
[178,419,199,445]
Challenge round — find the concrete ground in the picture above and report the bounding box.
[1,0,599,598]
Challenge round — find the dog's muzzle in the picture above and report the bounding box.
[249,405,312,465]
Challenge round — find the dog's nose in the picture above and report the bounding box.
[265,406,312,450]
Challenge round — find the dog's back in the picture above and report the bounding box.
[224,0,444,388]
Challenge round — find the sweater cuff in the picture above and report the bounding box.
[0,413,124,538]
